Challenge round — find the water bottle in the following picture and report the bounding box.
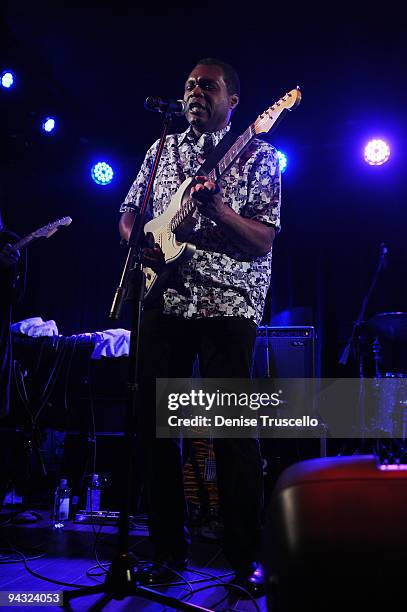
[86,474,101,513]
[53,478,70,529]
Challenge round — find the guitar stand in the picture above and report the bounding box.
[62,113,209,611]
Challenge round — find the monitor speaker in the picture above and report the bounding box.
[263,455,407,611]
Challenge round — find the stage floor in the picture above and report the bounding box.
[0,512,266,611]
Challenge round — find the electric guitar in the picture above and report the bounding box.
[143,87,301,303]
[11,216,72,251]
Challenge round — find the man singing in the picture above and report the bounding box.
[119,57,281,597]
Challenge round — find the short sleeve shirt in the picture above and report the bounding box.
[120,125,281,325]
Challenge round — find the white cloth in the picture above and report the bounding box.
[11,317,59,337]
[91,328,130,359]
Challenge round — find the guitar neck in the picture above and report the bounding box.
[207,124,255,183]
[13,234,36,251]
[171,124,256,232]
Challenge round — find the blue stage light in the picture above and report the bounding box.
[277,150,287,173]
[364,139,390,166]
[42,117,56,133]
[1,71,15,89]
[91,162,114,185]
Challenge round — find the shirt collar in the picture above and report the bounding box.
[178,123,231,147]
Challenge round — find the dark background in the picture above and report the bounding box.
[1,2,406,377]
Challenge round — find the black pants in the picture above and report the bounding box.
[137,309,263,570]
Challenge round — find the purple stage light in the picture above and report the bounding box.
[364,139,390,166]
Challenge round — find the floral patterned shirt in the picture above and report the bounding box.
[120,124,281,324]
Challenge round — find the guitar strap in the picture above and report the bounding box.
[195,130,239,178]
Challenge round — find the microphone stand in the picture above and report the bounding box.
[62,113,210,611]
[338,243,388,451]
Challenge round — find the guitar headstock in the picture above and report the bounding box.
[32,216,72,239]
[254,87,301,135]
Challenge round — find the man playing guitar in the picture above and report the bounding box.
[119,57,282,597]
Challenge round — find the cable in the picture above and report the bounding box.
[0,550,46,563]
[130,559,239,591]
[206,590,230,610]
[5,537,259,608]
[132,560,195,593]
[66,344,102,580]
[13,360,29,408]
[178,553,261,611]
[181,581,261,611]
[187,567,234,583]
[0,536,47,564]
[34,338,70,425]
[85,349,133,579]
[0,516,13,528]
[85,562,110,580]
[62,335,79,415]
[186,568,235,610]
[186,566,235,606]
[0,531,47,559]
[90,512,115,575]
[7,544,91,589]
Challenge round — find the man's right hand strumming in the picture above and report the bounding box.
[142,241,165,273]
[119,211,165,273]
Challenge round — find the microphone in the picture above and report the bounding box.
[144,97,186,115]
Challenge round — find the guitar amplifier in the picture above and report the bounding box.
[252,326,316,379]
[253,326,322,491]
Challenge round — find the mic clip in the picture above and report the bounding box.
[144,97,186,116]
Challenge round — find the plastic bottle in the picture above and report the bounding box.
[53,478,70,529]
[86,474,101,513]
[70,494,79,520]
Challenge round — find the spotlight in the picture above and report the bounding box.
[91,162,114,185]
[42,117,56,133]
[277,150,287,173]
[1,70,15,89]
[364,139,390,166]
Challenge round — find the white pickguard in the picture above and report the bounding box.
[143,177,196,302]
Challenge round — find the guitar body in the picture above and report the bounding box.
[143,177,196,303]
